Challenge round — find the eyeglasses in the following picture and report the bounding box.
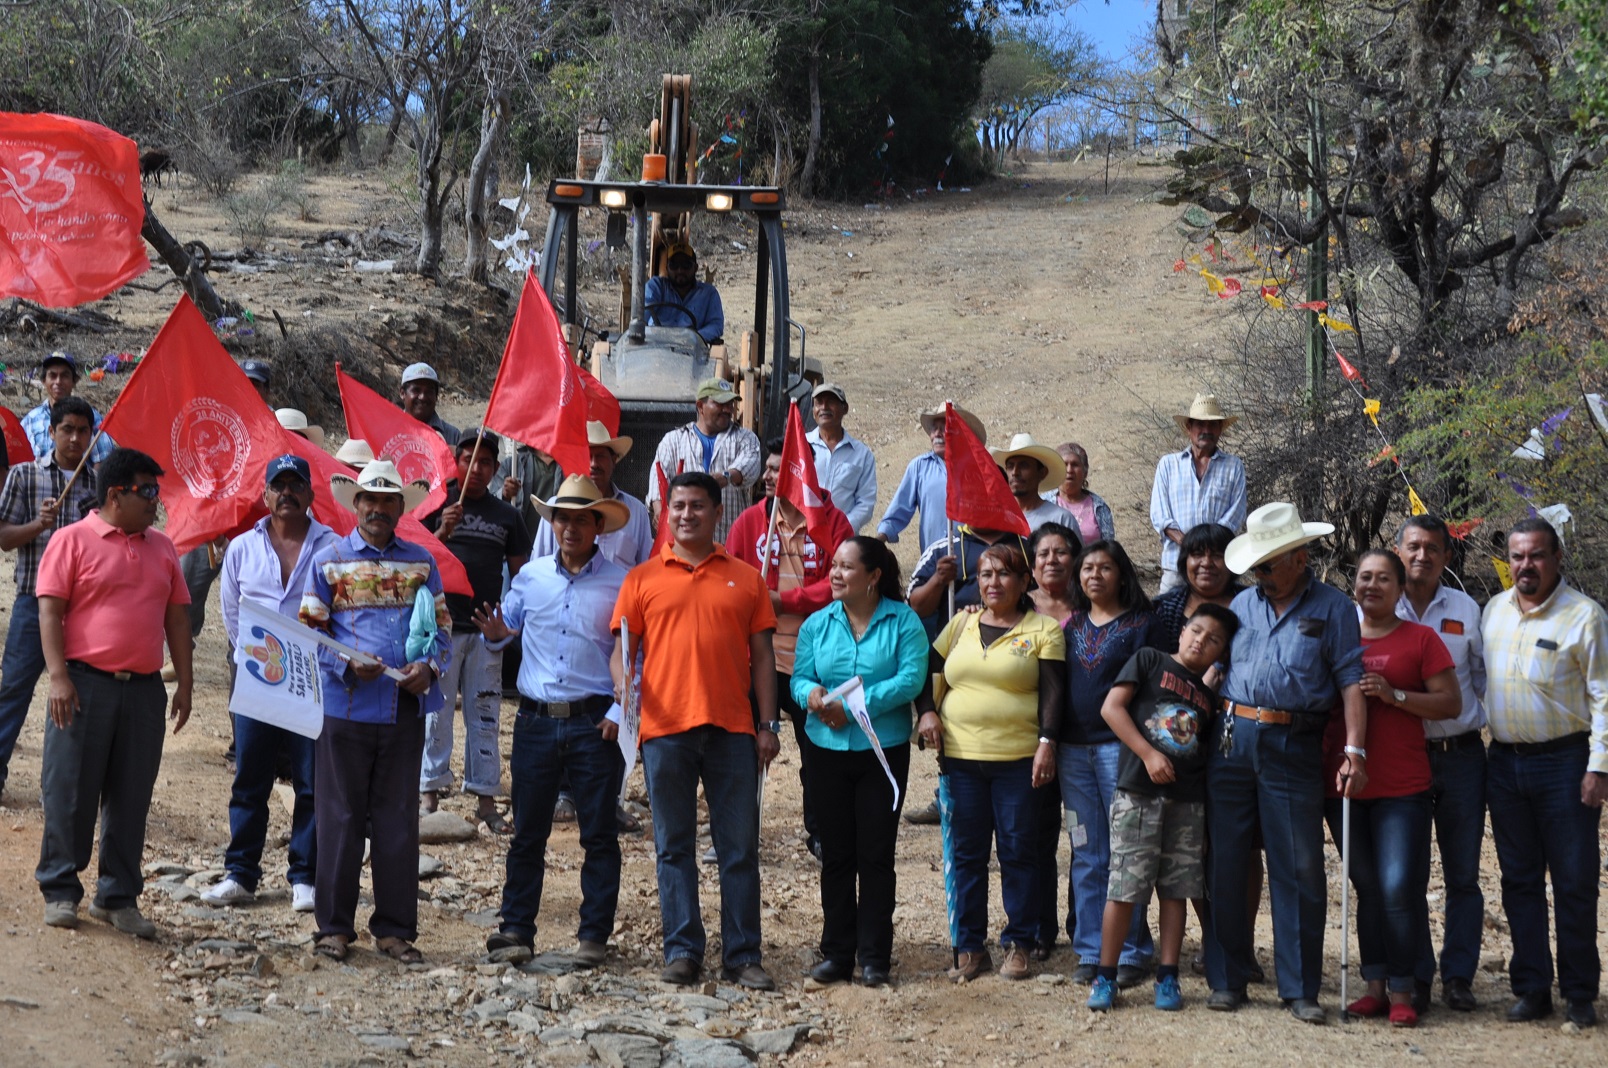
[268,479,311,494]
[1250,556,1284,576]
[116,483,161,500]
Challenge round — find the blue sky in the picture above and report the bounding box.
[1059,0,1156,65]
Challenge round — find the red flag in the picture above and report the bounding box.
[1335,350,1368,387]
[578,365,621,434]
[0,113,148,307]
[944,402,1028,536]
[650,461,673,556]
[483,270,590,474]
[774,401,836,552]
[1,406,33,464]
[336,365,456,516]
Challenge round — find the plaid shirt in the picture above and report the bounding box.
[645,422,762,544]
[1148,446,1247,573]
[0,450,99,595]
[21,401,115,465]
[1481,580,1608,772]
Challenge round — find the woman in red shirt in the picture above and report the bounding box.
[1325,549,1461,1027]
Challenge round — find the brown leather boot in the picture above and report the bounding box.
[1000,944,1031,980]
[948,950,993,982]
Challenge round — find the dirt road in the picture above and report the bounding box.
[0,161,1599,1066]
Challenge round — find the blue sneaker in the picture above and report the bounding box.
[1087,975,1117,1012]
[1155,974,1183,1011]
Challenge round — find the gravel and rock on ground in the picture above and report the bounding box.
[0,158,1603,1066]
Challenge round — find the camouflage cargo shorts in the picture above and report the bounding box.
[1106,790,1205,904]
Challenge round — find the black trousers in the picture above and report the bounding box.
[314,705,424,943]
[36,665,166,908]
[804,734,910,969]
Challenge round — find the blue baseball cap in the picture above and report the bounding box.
[39,351,79,376]
[240,360,273,385]
[265,454,311,485]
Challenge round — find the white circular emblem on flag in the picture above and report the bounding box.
[380,432,439,488]
[170,397,251,498]
[559,362,577,407]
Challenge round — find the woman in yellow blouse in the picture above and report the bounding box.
[916,545,1065,983]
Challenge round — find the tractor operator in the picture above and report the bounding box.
[646,243,725,344]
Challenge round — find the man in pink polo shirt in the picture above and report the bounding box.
[34,447,193,939]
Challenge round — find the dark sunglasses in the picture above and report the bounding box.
[268,478,311,494]
[116,483,161,500]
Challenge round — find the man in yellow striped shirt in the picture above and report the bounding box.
[1481,517,1608,1028]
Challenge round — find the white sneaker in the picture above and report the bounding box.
[291,883,315,913]
[201,877,255,906]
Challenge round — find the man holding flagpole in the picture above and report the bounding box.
[476,475,630,966]
[727,420,853,861]
[202,454,337,911]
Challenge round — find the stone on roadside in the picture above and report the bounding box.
[418,810,478,843]
[358,1034,411,1052]
[746,1026,806,1055]
[587,1032,663,1068]
[145,861,196,878]
[507,1010,545,1034]
[662,1037,755,1068]
[418,854,445,878]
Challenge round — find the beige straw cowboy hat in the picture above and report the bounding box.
[532,474,630,534]
[334,438,375,468]
[919,405,987,446]
[587,421,632,460]
[275,408,326,448]
[1225,502,1335,575]
[989,433,1067,492]
[1173,393,1240,433]
[330,460,431,514]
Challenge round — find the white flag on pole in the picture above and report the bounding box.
[616,617,640,803]
[824,675,901,810]
[230,598,328,739]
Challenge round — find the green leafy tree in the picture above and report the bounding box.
[975,22,1100,166]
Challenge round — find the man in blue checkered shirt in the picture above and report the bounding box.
[0,397,100,798]
[20,354,115,467]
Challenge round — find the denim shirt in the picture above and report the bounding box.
[1222,570,1363,713]
[299,529,451,723]
[877,451,948,552]
[791,598,928,751]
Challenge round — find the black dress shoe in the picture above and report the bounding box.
[1070,963,1098,984]
[1030,941,1053,962]
[860,965,890,988]
[1566,999,1597,1028]
[1286,997,1327,1025]
[1442,977,1477,1012]
[1207,988,1247,1012]
[809,959,853,985]
[660,957,702,985]
[1412,979,1432,1015]
[1506,992,1554,1022]
[1116,963,1151,989]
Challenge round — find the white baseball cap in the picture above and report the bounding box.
[401,363,440,386]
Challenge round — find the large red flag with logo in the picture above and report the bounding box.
[775,400,837,552]
[945,402,1028,536]
[482,270,591,475]
[102,297,469,592]
[0,113,148,307]
[336,364,456,516]
[1,406,33,465]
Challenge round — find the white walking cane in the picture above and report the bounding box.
[1339,791,1353,1022]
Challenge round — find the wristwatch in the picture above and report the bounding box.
[760,720,783,734]
[1392,688,1407,705]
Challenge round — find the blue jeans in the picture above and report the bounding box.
[0,593,45,787]
[224,714,316,890]
[1416,739,1487,983]
[499,706,621,944]
[1487,740,1601,1001]
[1058,742,1153,966]
[1326,793,1430,992]
[642,726,761,967]
[421,632,504,796]
[944,757,1039,952]
[1204,719,1327,1000]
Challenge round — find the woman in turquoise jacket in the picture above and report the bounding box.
[791,535,928,987]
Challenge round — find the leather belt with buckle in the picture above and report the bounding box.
[1426,732,1483,754]
[519,694,611,719]
[68,659,160,683]
[1222,699,1296,726]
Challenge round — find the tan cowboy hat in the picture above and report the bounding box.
[275,408,326,447]
[1225,502,1335,575]
[989,433,1066,492]
[532,474,630,534]
[335,438,375,468]
[919,404,987,446]
[587,420,632,459]
[330,460,431,514]
[1173,392,1239,433]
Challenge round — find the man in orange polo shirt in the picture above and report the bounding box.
[612,470,780,990]
[35,447,193,938]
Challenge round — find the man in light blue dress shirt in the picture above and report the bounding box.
[876,404,986,554]
[480,475,631,966]
[806,383,878,532]
[645,243,725,343]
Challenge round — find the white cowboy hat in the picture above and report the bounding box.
[919,404,987,446]
[275,408,326,447]
[330,459,431,514]
[1173,392,1240,433]
[1225,502,1335,575]
[532,474,630,534]
[587,420,632,460]
[988,433,1066,492]
[335,438,375,467]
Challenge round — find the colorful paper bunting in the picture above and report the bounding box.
[1446,519,1484,540]
[1318,313,1355,333]
[1335,351,1367,386]
[1408,487,1428,516]
[1363,398,1381,427]
[1368,444,1398,468]
[1491,556,1514,590]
